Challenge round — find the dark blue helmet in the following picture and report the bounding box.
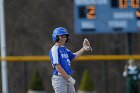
[52,27,69,42]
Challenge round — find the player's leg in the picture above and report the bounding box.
[126,82,132,93]
[52,75,67,93]
[67,84,76,93]
[133,83,139,93]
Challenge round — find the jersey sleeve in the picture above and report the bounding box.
[66,49,76,61]
[138,68,140,79]
[50,46,60,66]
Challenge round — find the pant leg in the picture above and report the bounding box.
[133,83,139,93]
[52,75,68,93]
[126,82,133,93]
[67,84,76,93]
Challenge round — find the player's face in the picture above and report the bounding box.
[57,35,68,45]
[129,61,135,66]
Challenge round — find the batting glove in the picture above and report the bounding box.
[68,76,76,85]
[83,38,92,51]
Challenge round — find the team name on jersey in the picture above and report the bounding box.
[61,54,68,58]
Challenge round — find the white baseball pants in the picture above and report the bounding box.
[52,75,76,93]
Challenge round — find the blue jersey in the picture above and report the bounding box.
[49,45,76,75]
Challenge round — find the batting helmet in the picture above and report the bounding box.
[52,27,69,42]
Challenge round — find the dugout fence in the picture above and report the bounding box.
[1,55,140,93]
[0,55,140,61]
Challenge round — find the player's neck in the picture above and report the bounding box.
[55,43,64,46]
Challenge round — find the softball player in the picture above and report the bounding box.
[49,27,92,93]
[123,59,140,93]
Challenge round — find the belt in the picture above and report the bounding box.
[53,74,62,76]
[53,75,62,77]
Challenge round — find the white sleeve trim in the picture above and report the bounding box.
[52,46,59,64]
[138,74,140,79]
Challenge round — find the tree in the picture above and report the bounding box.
[29,70,45,91]
[78,69,95,92]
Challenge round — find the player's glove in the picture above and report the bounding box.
[68,76,76,85]
[83,38,92,51]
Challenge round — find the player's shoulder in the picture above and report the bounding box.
[52,45,59,48]
[64,47,71,52]
[51,45,59,51]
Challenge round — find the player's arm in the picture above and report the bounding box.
[123,65,128,77]
[137,68,140,79]
[55,64,70,80]
[74,47,85,58]
[55,64,76,85]
[74,38,92,58]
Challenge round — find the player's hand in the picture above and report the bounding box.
[68,76,76,85]
[83,38,92,51]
